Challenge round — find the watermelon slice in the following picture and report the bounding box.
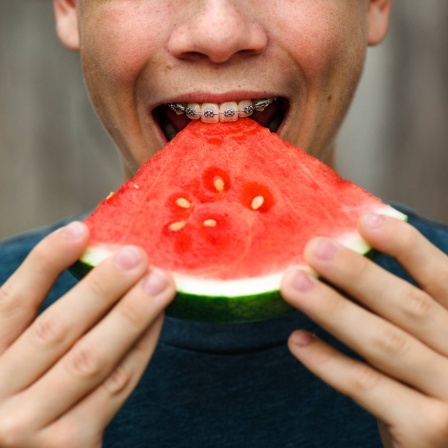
[71,119,406,323]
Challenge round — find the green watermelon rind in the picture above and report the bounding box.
[69,258,293,323]
[167,290,292,323]
[70,205,407,323]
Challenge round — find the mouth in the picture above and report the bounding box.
[153,96,289,142]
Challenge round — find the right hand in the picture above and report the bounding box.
[0,221,175,447]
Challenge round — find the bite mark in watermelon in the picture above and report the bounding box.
[71,119,406,323]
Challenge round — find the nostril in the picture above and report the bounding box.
[168,7,268,64]
[176,51,208,63]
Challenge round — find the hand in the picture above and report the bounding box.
[0,222,175,447]
[281,213,448,448]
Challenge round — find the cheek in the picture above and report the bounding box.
[79,3,168,90]
[272,3,367,86]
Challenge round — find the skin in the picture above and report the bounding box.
[1,0,448,446]
[54,0,389,173]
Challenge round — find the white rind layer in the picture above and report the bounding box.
[80,205,407,298]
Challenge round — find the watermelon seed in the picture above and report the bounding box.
[213,176,225,192]
[175,197,191,209]
[168,221,186,232]
[203,219,217,227]
[106,192,115,200]
[251,196,265,210]
[133,184,140,189]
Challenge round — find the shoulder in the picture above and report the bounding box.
[378,204,448,282]
[0,218,79,310]
[399,204,448,252]
[0,220,70,278]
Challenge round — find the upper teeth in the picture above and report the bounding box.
[166,98,276,123]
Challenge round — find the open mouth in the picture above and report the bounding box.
[153,97,289,142]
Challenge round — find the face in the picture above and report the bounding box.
[55,0,391,178]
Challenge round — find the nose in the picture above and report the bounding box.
[168,0,268,64]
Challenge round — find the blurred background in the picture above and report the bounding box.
[1,0,448,239]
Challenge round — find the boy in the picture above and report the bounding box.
[1,1,448,446]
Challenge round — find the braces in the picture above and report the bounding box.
[167,98,276,119]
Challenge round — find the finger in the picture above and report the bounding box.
[12,268,174,429]
[0,245,150,397]
[359,213,448,304]
[281,270,448,400]
[0,222,89,351]
[287,330,427,426]
[303,237,448,357]
[46,314,165,443]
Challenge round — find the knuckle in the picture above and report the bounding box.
[0,285,31,344]
[30,315,67,348]
[373,324,409,356]
[118,300,147,328]
[323,292,349,321]
[65,342,104,380]
[0,284,12,304]
[349,363,382,395]
[103,364,132,396]
[419,404,448,442]
[402,288,433,321]
[307,343,335,369]
[85,273,110,300]
[0,415,28,447]
[0,284,20,318]
[42,424,99,448]
[346,254,371,280]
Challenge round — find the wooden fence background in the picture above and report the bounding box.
[1,0,448,239]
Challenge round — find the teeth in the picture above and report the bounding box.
[219,102,238,122]
[185,103,201,120]
[166,98,275,123]
[237,100,254,118]
[202,103,220,123]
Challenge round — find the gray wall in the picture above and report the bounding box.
[0,0,121,239]
[1,0,448,239]
[338,1,448,222]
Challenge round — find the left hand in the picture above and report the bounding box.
[281,213,448,448]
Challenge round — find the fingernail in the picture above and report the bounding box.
[291,330,315,346]
[361,213,384,229]
[114,246,142,270]
[291,269,314,292]
[143,268,168,295]
[61,221,85,240]
[312,238,337,260]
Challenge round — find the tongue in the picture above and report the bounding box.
[250,102,280,129]
[165,108,192,133]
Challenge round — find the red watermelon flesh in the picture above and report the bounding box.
[75,118,405,322]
